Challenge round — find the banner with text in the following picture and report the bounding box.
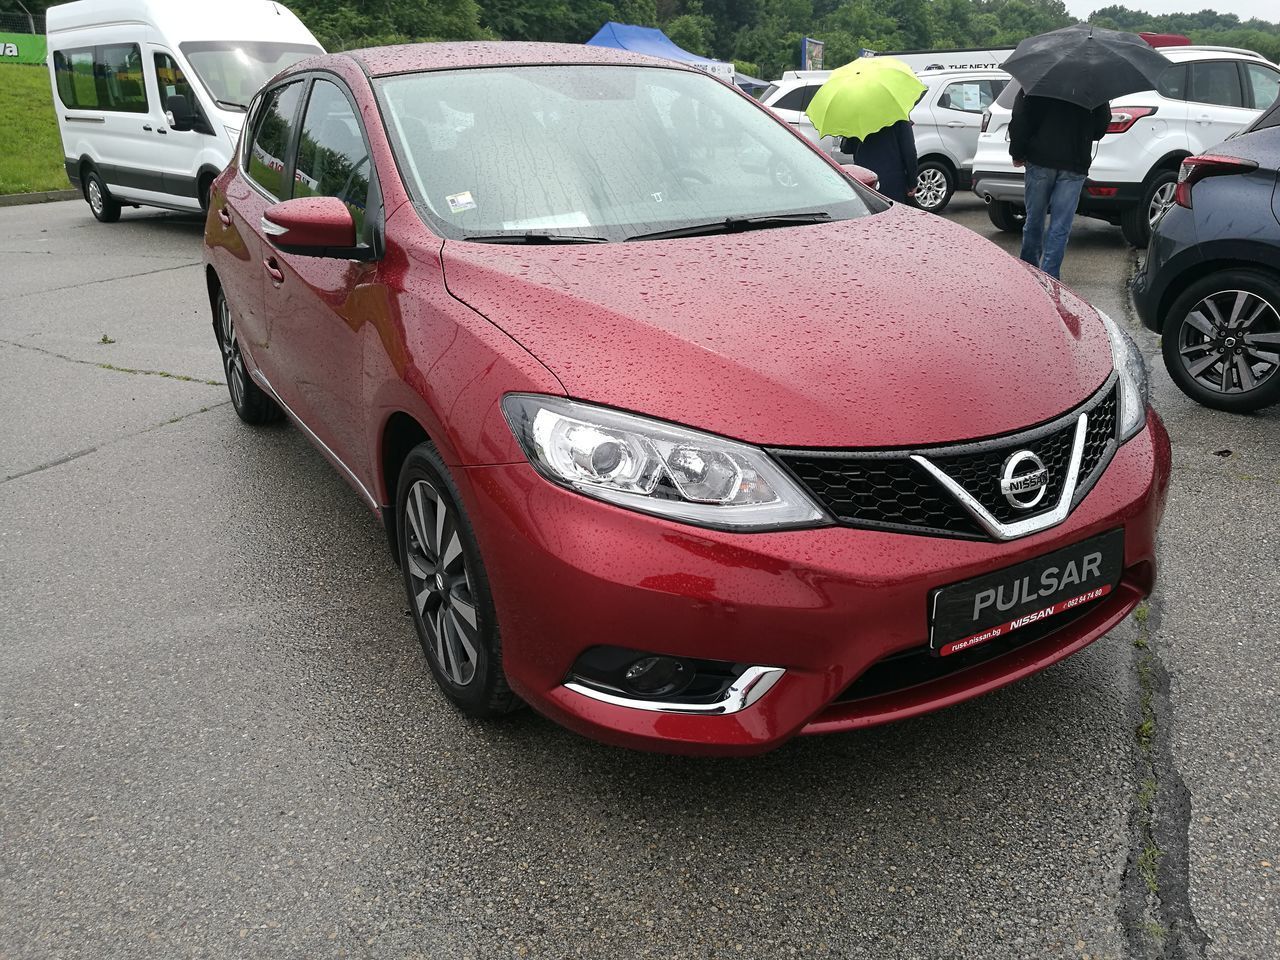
[1,33,47,66]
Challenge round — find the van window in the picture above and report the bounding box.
[246,81,304,201]
[154,53,199,114]
[53,44,148,112]
[293,80,372,240]
[180,41,321,111]
[1189,61,1244,108]
[771,84,819,112]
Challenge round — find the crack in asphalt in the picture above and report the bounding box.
[0,261,198,303]
[0,338,223,386]
[1,402,230,485]
[1120,594,1211,959]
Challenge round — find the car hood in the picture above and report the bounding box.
[440,205,1113,448]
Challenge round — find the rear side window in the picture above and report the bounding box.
[993,79,1021,109]
[1189,61,1244,108]
[772,84,819,112]
[246,81,305,201]
[1244,63,1280,112]
[1156,63,1186,100]
[53,44,148,112]
[293,79,373,240]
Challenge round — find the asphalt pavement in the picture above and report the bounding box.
[0,195,1276,960]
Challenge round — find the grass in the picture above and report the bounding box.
[0,63,70,194]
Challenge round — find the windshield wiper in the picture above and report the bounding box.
[462,232,609,245]
[627,212,832,242]
[214,99,249,111]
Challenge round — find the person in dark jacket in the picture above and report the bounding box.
[840,118,917,204]
[1009,90,1111,279]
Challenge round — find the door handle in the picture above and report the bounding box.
[946,120,967,127]
[263,257,284,284]
[218,207,232,227]
[142,124,153,131]
[157,128,168,135]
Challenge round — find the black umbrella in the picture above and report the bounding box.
[1001,24,1170,108]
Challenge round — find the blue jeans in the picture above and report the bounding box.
[1020,164,1086,279]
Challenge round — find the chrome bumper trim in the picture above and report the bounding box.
[564,665,785,715]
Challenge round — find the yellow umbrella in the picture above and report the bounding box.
[805,57,926,141]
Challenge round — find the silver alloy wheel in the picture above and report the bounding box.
[88,178,103,217]
[404,479,480,687]
[914,167,948,210]
[1177,289,1280,395]
[1148,181,1176,226]
[217,296,247,409]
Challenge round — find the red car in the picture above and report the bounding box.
[204,42,1170,755]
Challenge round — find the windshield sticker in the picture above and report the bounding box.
[446,191,476,213]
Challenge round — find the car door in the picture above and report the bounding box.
[931,78,1001,168]
[224,79,307,388]
[1187,60,1257,152]
[261,76,380,473]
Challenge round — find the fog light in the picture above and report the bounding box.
[623,656,690,697]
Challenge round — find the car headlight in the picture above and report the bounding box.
[1097,309,1149,441]
[502,395,829,531]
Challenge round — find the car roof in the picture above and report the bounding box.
[348,41,688,78]
[1160,45,1269,63]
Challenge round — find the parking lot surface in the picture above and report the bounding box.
[1,196,1276,959]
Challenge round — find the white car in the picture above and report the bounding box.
[970,45,1280,246]
[759,67,1010,212]
[47,0,323,222]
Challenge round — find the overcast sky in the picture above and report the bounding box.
[1066,0,1277,21]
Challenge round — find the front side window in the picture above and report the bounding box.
[154,53,198,111]
[939,80,1003,113]
[771,84,819,112]
[180,41,322,112]
[53,44,147,112]
[294,80,372,240]
[1190,61,1244,108]
[246,81,304,201]
[377,65,877,243]
[1244,63,1280,112]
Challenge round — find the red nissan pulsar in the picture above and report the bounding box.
[203,43,1171,755]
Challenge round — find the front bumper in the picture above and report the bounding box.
[459,411,1172,756]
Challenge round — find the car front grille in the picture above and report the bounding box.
[775,380,1119,541]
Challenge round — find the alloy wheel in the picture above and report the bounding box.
[914,167,948,210]
[1177,289,1280,395]
[403,479,480,687]
[1147,181,1176,226]
[218,296,247,410]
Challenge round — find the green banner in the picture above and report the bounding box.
[0,32,47,66]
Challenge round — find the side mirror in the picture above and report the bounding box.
[165,94,194,131]
[846,163,880,191]
[261,196,361,258]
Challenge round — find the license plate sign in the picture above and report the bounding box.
[929,529,1125,657]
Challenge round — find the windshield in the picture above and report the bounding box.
[376,65,881,243]
[179,41,322,111]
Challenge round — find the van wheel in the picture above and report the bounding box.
[85,170,121,223]
[1121,169,1178,248]
[987,199,1025,233]
[913,161,955,213]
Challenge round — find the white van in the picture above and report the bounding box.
[46,0,323,221]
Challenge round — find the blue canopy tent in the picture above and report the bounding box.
[586,22,735,82]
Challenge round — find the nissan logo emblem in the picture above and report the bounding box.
[1000,450,1049,510]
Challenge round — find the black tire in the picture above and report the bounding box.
[987,199,1025,233]
[913,160,955,213]
[84,169,121,223]
[396,443,518,718]
[213,287,280,425]
[1161,268,1280,413]
[1120,168,1178,248]
[198,175,214,213]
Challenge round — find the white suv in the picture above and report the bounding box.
[971,46,1280,246]
[760,67,1010,213]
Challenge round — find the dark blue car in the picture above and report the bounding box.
[1132,99,1280,412]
